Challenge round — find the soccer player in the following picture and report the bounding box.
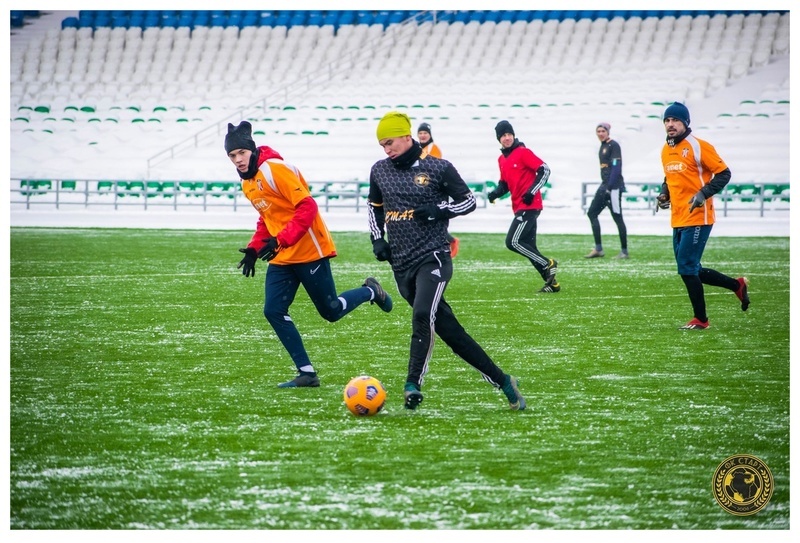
[487,120,560,293]
[367,111,525,411]
[418,122,459,258]
[657,102,750,330]
[585,122,629,259]
[226,121,393,387]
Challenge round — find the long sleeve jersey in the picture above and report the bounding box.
[599,138,624,190]
[496,141,550,213]
[241,146,337,264]
[368,154,475,272]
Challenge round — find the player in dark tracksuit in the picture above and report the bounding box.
[585,122,628,259]
[368,111,526,411]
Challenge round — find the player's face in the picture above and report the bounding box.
[379,135,413,158]
[417,131,430,145]
[596,127,609,141]
[228,148,252,173]
[664,117,686,138]
[499,133,515,148]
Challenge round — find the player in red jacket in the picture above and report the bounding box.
[487,120,560,293]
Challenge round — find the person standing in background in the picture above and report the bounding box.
[657,102,750,330]
[585,122,629,259]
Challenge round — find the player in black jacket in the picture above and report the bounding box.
[585,122,629,259]
[367,111,526,411]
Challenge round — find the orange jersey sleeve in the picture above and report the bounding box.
[241,159,336,264]
[420,142,442,159]
[661,134,728,228]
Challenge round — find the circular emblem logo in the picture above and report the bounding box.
[413,173,431,187]
[712,454,773,516]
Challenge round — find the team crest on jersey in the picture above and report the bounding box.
[682,148,689,158]
[413,173,431,187]
[257,180,265,191]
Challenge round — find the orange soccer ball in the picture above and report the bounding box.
[343,375,387,416]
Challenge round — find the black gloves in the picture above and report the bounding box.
[487,189,501,203]
[521,192,534,205]
[656,182,671,212]
[257,237,281,261]
[237,247,257,277]
[688,190,706,212]
[413,203,448,222]
[372,238,391,262]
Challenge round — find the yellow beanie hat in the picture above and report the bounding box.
[376,111,412,141]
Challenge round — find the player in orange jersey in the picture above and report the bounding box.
[657,103,750,330]
[226,121,392,387]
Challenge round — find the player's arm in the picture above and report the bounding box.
[522,163,550,204]
[487,180,509,203]
[606,141,623,190]
[367,171,391,262]
[439,162,477,218]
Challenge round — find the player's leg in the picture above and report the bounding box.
[505,210,558,289]
[263,264,319,387]
[298,258,385,322]
[674,226,712,329]
[585,188,607,257]
[609,188,628,258]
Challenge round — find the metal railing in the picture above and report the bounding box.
[581,181,790,217]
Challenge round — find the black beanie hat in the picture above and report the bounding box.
[224,121,257,153]
[495,120,514,141]
[418,122,432,135]
[663,102,690,127]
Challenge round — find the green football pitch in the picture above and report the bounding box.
[9,228,789,530]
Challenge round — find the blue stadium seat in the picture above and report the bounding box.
[274,12,291,26]
[112,14,129,28]
[356,11,373,26]
[11,11,25,28]
[61,16,78,29]
[193,11,211,27]
[338,11,355,25]
[289,11,308,26]
[387,11,407,25]
[227,11,244,27]
[484,11,501,23]
[241,12,259,27]
[372,11,390,26]
[322,11,338,27]
[307,11,324,26]
[177,12,194,28]
[259,11,275,27]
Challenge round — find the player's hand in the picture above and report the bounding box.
[372,238,391,262]
[688,190,706,212]
[257,237,281,261]
[487,189,500,204]
[521,193,534,205]
[655,193,670,212]
[237,247,257,277]
[413,204,447,222]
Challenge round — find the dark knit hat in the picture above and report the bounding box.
[417,122,432,135]
[663,102,690,127]
[224,121,257,153]
[495,120,514,141]
[597,122,611,132]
